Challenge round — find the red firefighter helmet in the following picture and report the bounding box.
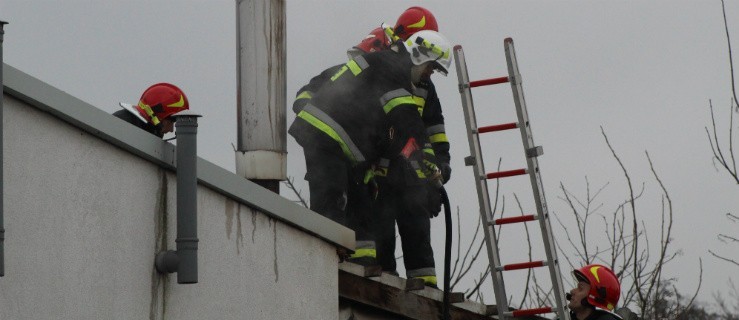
[354,27,389,53]
[132,83,189,126]
[573,264,621,312]
[394,6,439,40]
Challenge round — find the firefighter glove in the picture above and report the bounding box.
[422,159,443,187]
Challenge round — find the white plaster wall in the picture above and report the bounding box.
[160,186,338,319]
[0,95,338,319]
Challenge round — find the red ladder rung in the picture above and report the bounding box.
[498,260,547,271]
[506,307,553,317]
[485,168,526,180]
[469,76,509,88]
[477,122,518,134]
[494,215,537,226]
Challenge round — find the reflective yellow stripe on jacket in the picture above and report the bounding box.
[410,161,426,179]
[330,55,370,81]
[295,90,313,101]
[413,87,428,114]
[297,104,366,164]
[381,89,425,115]
[426,124,448,143]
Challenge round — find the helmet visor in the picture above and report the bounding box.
[573,270,590,284]
[431,61,448,76]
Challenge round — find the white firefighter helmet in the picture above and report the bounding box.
[403,30,452,76]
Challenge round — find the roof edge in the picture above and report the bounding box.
[2,62,354,250]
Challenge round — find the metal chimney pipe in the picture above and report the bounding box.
[1,20,8,278]
[235,0,287,193]
[155,111,201,284]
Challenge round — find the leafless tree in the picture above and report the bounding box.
[548,128,702,317]
[467,128,703,319]
[707,0,739,184]
[706,2,739,312]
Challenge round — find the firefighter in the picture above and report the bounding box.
[291,27,391,265]
[292,8,452,281]
[114,83,190,138]
[567,264,623,320]
[288,29,453,261]
[373,7,451,288]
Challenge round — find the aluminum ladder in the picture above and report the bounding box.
[453,38,569,319]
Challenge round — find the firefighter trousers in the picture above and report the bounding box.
[303,143,377,258]
[374,182,436,283]
[304,144,351,226]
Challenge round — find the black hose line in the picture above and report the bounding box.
[441,186,452,320]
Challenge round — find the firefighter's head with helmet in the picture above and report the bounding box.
[568,264,622,320]
[347,25,452,85]
[395,7,449,83]
[403,30,452,83]
[346,6,440,59]
[119,83,189,137]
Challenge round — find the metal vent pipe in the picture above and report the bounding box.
[155,112,201,284]
[1,20,8,278]
[235,0,287,193]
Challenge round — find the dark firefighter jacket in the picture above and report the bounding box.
[288,47,430,171]
[292,56,450,181]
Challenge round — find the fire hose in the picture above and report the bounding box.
[441,186,452,320]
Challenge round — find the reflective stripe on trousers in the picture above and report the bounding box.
[351,240,376,258]
[407,267,437,285]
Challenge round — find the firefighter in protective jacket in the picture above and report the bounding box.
[373,8,451,287]
[288,29,453,261]
[292,27,392,264]
[293,8,451,285]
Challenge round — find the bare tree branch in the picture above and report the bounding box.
[720,0,738,111]
[675,259,703,319]
[601,126,645,309]
[707,3,739,293]
[709,250,739,268]
[282,176,308,208]
[642,150,674,314]
[466,266,491,300]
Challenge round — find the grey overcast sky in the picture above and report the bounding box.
[3,0,738,311]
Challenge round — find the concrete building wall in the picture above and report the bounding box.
[1,89,339,319]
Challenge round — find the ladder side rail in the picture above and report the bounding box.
[504,38,570,320]
[453,45,510,317]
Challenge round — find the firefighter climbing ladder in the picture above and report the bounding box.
[453,38,569,320]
